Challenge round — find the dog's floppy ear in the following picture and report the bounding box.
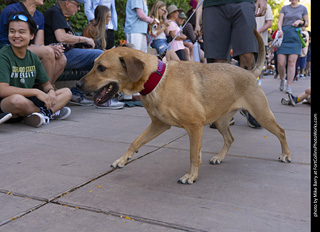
[119,56,145,82]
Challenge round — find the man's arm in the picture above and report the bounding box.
[54,29,95,48]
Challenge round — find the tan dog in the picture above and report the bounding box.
[77,30,291,184]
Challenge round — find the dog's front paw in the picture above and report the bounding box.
[111,157,129,169]
[178,173,197,184]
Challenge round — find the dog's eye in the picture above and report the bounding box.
[97,65,107,72]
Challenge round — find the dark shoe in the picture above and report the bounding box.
[210,117,235,129]
[240,110,261,128]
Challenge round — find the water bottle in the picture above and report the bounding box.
[193,40,201,62]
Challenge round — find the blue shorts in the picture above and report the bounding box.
[151,39,170,54]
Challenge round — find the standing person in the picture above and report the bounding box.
[84,0,117,50]
[0,12,72,127]
[0,0,66,84]
[276,0,309,94]
[255,0,272,62]
[124,0,154,53]
[297,26,309,78]
[44,0,104,106]
[194,0,267,128]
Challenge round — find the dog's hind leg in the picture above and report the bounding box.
[210,111,236,165]
[178,124,203,184]
[111,117,171,168]
[244,92,291,162]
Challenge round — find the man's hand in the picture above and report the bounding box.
[255,0,267,17]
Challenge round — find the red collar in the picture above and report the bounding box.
[140,60,166,96]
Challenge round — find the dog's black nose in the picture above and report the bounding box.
[76,80,83,90]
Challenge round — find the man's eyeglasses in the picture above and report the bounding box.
[69,1,81,8]
[9,14,29,22]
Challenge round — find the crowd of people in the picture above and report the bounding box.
[0,0,311,128]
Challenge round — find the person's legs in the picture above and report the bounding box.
[239,53,255,70]
[0,94,40,118]
[52,54,67,83]
[28,46,56,83]
[50,88,72,113]
[286,54,298,92]
[202,5,232,60]
[126,33,147,53]
[64,48,103,70]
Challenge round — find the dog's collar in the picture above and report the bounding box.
[140,60,166,96]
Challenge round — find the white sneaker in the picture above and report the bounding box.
[95,99,125,109]
[0,112,12,124]
[24,112,50,128]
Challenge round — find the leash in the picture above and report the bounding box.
[157,0,204,60]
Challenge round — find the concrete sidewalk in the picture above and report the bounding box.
[0,75,311,232]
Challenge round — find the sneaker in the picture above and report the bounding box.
[240,110,261,128]
[281,94,296,107]
[51,107,71,120]
[23,112,49,128]
[95,99,125,109]
[0,112,12,124]
[285,86,292,94]
[279,80,285,91]
[69,87,93,106]
[210,117,235,129]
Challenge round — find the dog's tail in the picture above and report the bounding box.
[251,29,265,78]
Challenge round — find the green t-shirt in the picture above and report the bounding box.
[0,45,49,88]
[203,0,254,8]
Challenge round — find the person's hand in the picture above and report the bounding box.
[292,20,303,27]
[50,44,64,59]
[84,37,95,49]
[277,30,283,38]
[35,90,53,109]
[47,90,57,109]
[195,24,201,37]
[255,0,267,17]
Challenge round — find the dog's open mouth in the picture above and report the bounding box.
[93,82,119,105]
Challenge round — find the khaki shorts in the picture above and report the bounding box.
[202,2,258,60]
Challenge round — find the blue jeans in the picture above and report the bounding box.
[64,48,103,70]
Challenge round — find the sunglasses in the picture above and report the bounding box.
[10,14,29,22]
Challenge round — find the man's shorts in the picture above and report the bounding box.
[202,2,258,60]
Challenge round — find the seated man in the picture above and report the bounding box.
[0,12,72,128]
[44,0,103,106]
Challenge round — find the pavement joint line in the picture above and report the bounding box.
[0,201,48,227]
[0,133,189,229]
[48,132,188,204]
[51,200,206,232]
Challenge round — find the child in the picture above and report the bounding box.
[0,12,72,127]
[281,87,311,106]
